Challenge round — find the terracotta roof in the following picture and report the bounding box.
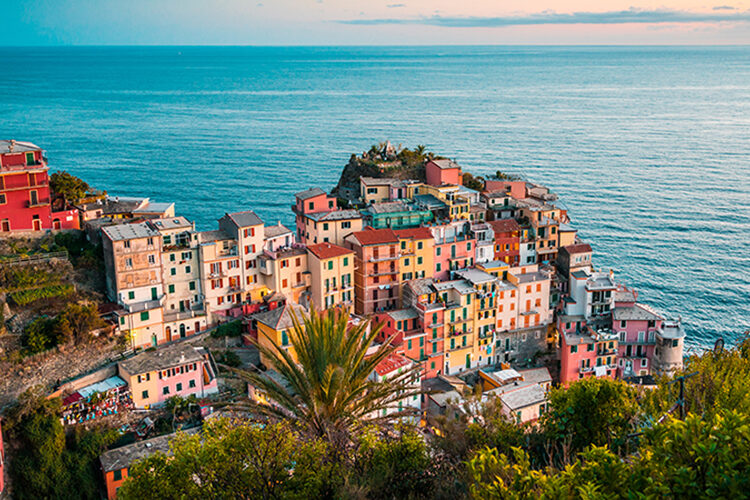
[488,218,521,234]
[395,227,433,240]
[563,243,593,254]
[348,227,398,246]
[374,353,413,377]
[307,242,352,260]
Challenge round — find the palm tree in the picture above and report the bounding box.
[232,308,422,447]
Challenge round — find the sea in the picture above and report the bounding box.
[0,46,748,350]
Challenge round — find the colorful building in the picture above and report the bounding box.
[425,158,462,187]
[252,303,307,368]
[488,218,521,265]
[433,279,477,375]
[258,247,309,305]
[363,200,433,230]
[402,279,446,379]
[306,242,354,311]
[102,222,166,349]
[150,217,207,340]
[370,353,421,420]
[293,187,337,243]
[117,343,218,409]
[431,221,475,280]
[395,227,434,284]
[0,140,79,233]
[558,316,618,385]
[344,227,401,315]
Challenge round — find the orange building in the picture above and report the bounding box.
[344,227,401,315]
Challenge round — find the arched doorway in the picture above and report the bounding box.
[52,219,61,230]
[165,326,172,342]
[179,324,186,338]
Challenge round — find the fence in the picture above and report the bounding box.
[0,250,69,266]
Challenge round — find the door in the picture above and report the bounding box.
[465,354,471,369]
[26,152,35,165]
[32,218,42,231]
[166,326,172,342]
[52,219,61,230]
[151,334,157,347]
[1,220,9,232]
[151,287,158,300]
[195,321,200,333]
[179,324,186,338]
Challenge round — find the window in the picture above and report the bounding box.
[123,240,131,249]
[436,247,441,256]
[147,237,154,246]
[113,469,123,481]
[119,317,125,325]
[620,320,626,328]
[343,257,349,266]
[170,268,176,276]
[282,278,288,288]
[309,202,314,210]
[185,265,191,274]
[168,284,175,293]
[436,263,441,272]
[570,345,578,353]
[148,254,156,264]
[142,390,149,399]
[189,379,196,388]
[170,254,176,262]
[281,330,289,346]
[417,256,423,265]
[128,291,135,300]
[163,387,170,395]
[140,311,150,321]
[327,261,333,270]
[323,223,329,231]
[125,258,133,268]
[342,221,351,229]
[0,194,5,204]
[466,242,471,251]
[176,382,183,391]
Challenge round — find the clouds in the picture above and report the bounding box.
[713,5,737,10]
[337,7,750,27]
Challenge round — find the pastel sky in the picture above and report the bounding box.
[4,0,750,45]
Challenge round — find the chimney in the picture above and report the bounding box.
[9,139,15,152]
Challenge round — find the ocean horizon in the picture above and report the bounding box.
[1,45,748,349]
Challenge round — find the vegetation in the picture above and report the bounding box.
[493,170,523,181]
[462,172,485,191]
[216,349,242,367]
[117,336,750,499]
[9,283,75,306]
[3,387,118,500]
[21,302,105,354]
[49,171,91,205]
[210,319,243,338]
[233,307,421,448]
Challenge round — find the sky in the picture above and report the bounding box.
[3,0,750,45]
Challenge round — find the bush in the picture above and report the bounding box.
[216,350,242,367]
[9,284,74,306]
[210,319,243,338]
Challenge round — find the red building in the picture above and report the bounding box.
[489,218,521,265]
[425,159,462,187]
[292,187,337,244]
[0,140,79,232]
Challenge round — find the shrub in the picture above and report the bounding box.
[9,284,74,306]
[210,319,243,338]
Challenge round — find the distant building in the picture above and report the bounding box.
[252,303,308,368]
[0,140,79,232]
[117,343,218,409]
[488,218,521,266]
[345,228,401,315]
[425,158,462,187]
[558,316,618,385]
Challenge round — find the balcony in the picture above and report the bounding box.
[369,253,400,262]
[27,199,50,208]
[597,348,618,356]
[370,269,397,277]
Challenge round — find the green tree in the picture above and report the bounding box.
[49,171,90,204]
[233,308,421,447]
[119,419,339,500]
[351,426,438,500]
[57,302,104,344]
[542,378,639,459]
[462,172,485,191]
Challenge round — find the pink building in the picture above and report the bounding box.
[612,285,663,378]
[292,187,337,243]
[431,222,475,280]
[117,343,219,409]
[425,159,462,187]
[344,227,401,314]
[483,179,527,200]
[558,315,618,385]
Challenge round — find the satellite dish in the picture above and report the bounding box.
[714,337,724,354]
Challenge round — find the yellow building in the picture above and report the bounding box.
[301,209,364,246]
[433,280,477,375]
[395,227,435,283]
[413,184,472,221]
[253,304,308,368]
[455,268,500,369]
[306,242,354,311]
[257,247,310,305]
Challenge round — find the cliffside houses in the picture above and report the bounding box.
[90,146,684,389]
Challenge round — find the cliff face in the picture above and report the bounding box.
[332,154,427,202]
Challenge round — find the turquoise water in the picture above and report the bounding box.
[0,46,748,348]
